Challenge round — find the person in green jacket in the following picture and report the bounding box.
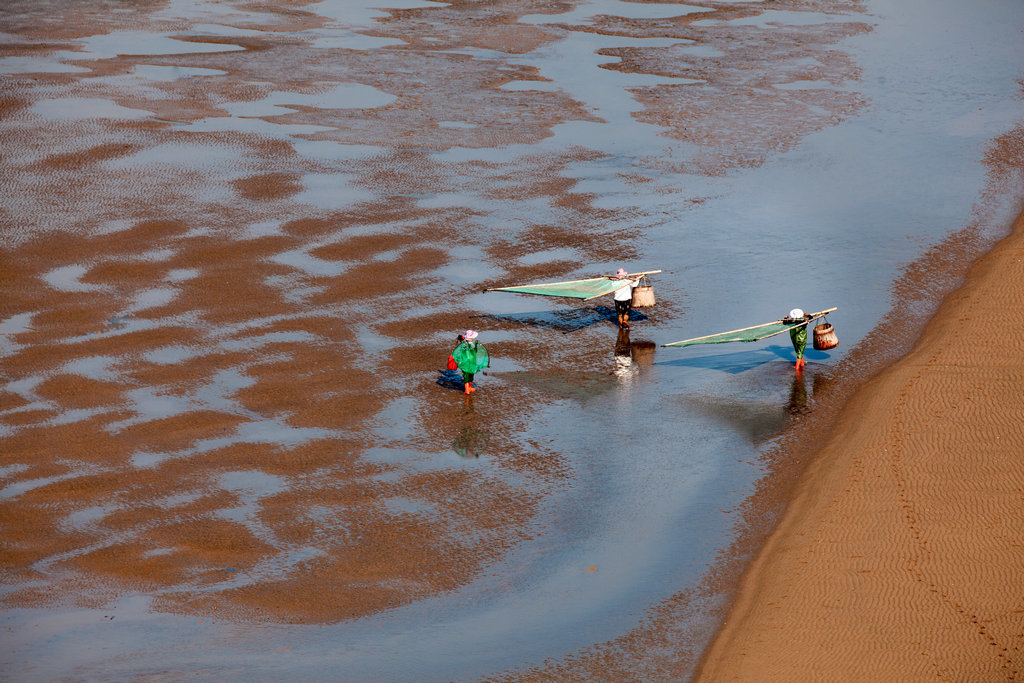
[452,329,489,394]
[785,308,813,370]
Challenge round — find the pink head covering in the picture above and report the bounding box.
[616,268,628,276]
[463,329,478,340]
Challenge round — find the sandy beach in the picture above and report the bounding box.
[696,203,1024,680]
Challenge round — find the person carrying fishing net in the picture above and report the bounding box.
[783,308,814,370]
[611,268,641,329]
[451,329,489,394]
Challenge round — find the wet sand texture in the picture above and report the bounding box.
[3,0,1024,678]
[696,208,1024,680]
[0,0,874,629]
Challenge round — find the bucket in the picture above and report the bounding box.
[631,276,656,308]
[813,322,838,350]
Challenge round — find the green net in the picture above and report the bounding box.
[453,340,489,373]
[487,277,631,300]
[662,308,836,348]
[664,309,835,348]
[663,321,797,347]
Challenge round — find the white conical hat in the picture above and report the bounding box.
[789,308,804,318]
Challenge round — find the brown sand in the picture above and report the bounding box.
[695,208,1024,680]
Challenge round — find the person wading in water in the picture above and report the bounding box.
[452,329,489,395]
[612,268,640,329]
[785,308,814,370]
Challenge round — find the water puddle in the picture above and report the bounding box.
[0,57,89,74]
[220,84,396,119]
[292,172,377,209]
[31,97,154,122]
[520,0,712,25]
[309,0,450,28]
[180,116,333,137]
[133,64,227,81]
[303,29,406,51]
[59,355,118,380]
[64,32,244,59]
[693,10,860,28]
[40,264,105,291]
[0,313,33,358]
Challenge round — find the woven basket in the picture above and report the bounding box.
[813,322,838,350]
[631,285,656,308]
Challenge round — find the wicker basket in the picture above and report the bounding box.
[631,276,656,308]
[813,322,838,350]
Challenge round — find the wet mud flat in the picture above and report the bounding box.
[2,0,1022,679]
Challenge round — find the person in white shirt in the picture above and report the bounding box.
[611,267,640,329]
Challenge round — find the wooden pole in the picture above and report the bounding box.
[582,270,663,301]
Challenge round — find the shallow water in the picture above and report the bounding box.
[1,0,1022,679]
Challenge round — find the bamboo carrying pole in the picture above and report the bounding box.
[583,270,663,301]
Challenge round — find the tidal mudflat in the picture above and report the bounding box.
[1,0,1022,679]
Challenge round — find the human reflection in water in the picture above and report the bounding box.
[453,426,489,458]
[787,368,811,415]
[613,327,637,381]
[452,401,489,458]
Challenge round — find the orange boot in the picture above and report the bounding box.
[464,381,475,394]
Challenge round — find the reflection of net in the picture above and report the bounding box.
[453,427,489,458]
